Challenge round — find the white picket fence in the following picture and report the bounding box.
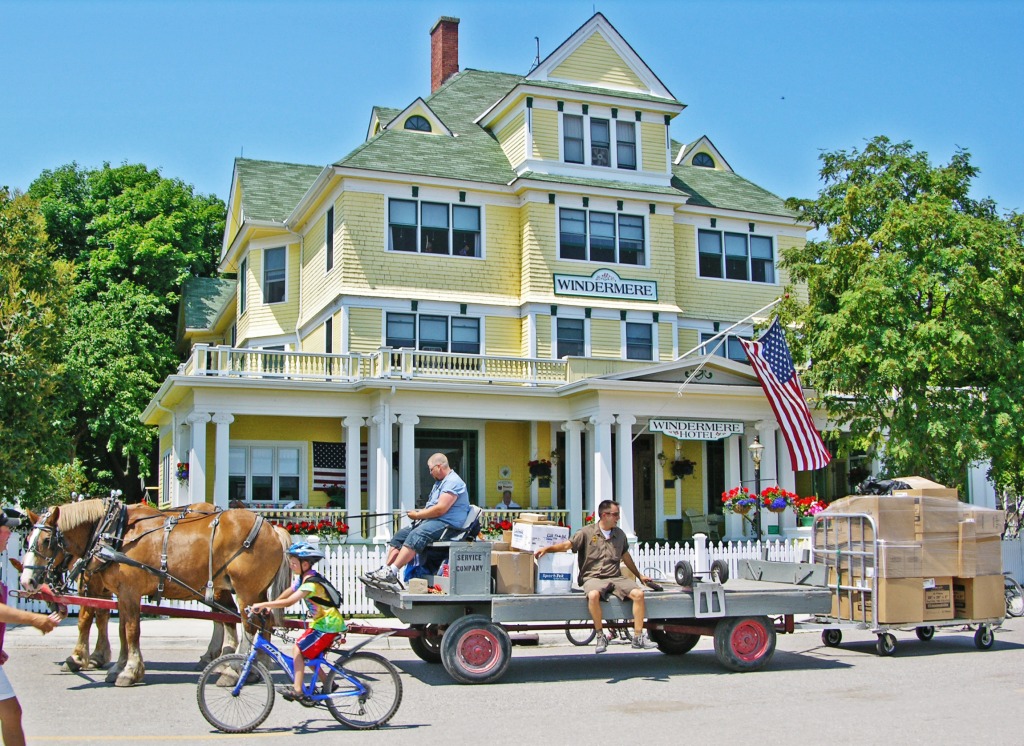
[5,536,1021,618]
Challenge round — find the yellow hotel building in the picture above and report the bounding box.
[144,13,839,543]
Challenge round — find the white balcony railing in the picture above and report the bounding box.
[182,345,575,386]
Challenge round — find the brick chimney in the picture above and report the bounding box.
[430,16,460,93]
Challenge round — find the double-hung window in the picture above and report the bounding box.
[229,444,301,503]
[556,318,585,358]
[616,121,637,170]
[263,247,286,303]
[388,199,481,257]
[563,114,584,164]
[697,229,775,283]
[385,312,480,354]
[590,118,611,167]
[559,208,646,265]
[700,332,750,362]
[625,322,653,361]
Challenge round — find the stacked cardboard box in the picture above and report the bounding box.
[819,477,1005,623]
[510,516,569,553]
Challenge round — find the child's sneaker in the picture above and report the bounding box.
[595,634,609,654]
[631,632,658,650]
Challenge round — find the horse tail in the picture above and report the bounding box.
[268,525,292,628]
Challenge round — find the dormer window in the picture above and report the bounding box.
[404,115,432,132]
[693,152,715,168]
[590,119,611,167]
[562,112,639,171]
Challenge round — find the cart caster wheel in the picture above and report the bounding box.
[915,626,935,642]
[709,559,730,584]
[876,632,896,656]
[821,629,842,647]
[674,560,694,587]
[974,625,994,650]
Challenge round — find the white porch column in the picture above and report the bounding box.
[590,414,615,509]
[173,422,188,506]
[615,414,637,540]
[562,420,585,531]
[211,413,233,510]
[584,420,596,516]
[529,421,540,507]
[724,433,743,539]
[371,408,395,543]
[756,421,782,537]
[343,417,365,541]
[397,414,419,515]
[187,412,211,507]
[774,425,799,535]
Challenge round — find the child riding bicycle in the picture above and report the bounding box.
[251,541,347,704]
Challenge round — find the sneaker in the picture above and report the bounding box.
[281,689,303,702]
[631,632,658,650]
[376,567,406,591]
[595,634,609,654]
[360,566,393,587]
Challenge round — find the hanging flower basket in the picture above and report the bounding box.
[670,458,695,479]
[761,486,797,514]
[721,487,758,515]
[175,462,189,484]
[528,459,552,484]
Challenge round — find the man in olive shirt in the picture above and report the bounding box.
[536,499,658,653]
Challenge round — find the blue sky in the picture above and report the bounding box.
[2,0,1021,213]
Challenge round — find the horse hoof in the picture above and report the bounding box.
[222,646,236,655]
[114,677,136,687]
[90,655,110,669]
[62,657,83,673]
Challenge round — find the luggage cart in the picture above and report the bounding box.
[809,512,1003,656]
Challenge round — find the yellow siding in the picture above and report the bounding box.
[485,205,522,298]
[678,326,699,356]
[338,192,385,289]
[348,307,382,353]
[658,321,674,361]
[302,211,329,326]
[302,319,326,354]
[550,32,645,90]
[521,202,556,298]
[536,314,552,358]
[485,316,521,356]
[497,111,527,167]
[484,421,530,506]
[532,109,559,160]
[641,121,666,173]
[241,243,301,341]
[590,318,619,358]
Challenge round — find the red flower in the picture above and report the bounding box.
[499,520,512,530]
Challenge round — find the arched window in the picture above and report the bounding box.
[404,115,432,132]
[693,152,715,168]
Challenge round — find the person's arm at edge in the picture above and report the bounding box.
[410,491,457,521]
[534,540,573,558]
[620,550,650,584]
[0,603,61,633]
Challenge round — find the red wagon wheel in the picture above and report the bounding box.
[713,615,776,672]
[440,614,511,684]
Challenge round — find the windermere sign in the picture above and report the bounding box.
[553,269,657,301]
[650,419,744,440]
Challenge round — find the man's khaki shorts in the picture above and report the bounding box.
[581,575,637,601]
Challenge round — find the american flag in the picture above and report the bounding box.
[740,318,831,471]
[313,442,369,491]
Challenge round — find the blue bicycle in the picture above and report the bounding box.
[196,610,402,733]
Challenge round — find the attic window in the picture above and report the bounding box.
[405,115,432,132]
[693,152,715,168]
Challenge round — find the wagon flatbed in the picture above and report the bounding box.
[364,559,832,683]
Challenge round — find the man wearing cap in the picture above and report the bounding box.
[0,508,64,746]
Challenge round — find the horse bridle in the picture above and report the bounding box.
[24,508,77,591]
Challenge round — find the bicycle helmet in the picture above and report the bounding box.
[286,541,325,563]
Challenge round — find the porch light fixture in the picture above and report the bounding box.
[749,436,764,542]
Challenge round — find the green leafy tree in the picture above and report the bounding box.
[28,163,224,499]
[782,136,1021,491]
[0,188,76,508]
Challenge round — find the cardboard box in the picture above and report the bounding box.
[822,495,916,542]
[912,496,960,536]
[953,575,1004,619]
[488,541,511,553]
[493,550,535,594]
[510,522,569,552]
[865,578,925,624]
[964,507,1005,538]
[516,512,554,524]
[878,542,923,578]
[920,532,958,576]
[890,475,959,500]
[535,552,574,594]
[922,577,954,621]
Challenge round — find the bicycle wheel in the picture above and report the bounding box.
[1005,576,1024,618]
[197,653,275,734]
[565,621,597,646]
[325,652,403,729]
[608,622,633,644]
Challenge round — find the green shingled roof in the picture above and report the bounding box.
[235,158,322,222]
[182,277,237,330]
[525,79,683,106]
[671,163,797,218]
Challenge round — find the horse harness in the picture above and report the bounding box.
[34,499,265,612]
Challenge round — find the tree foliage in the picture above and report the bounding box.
[0,188,75,507]
[782,137,1022,492]
[27,163,224,500]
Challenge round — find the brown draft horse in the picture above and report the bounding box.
[21,499,289,686]
[58,504,289,674]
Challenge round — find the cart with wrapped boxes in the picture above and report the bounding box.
[810,480,1006,656]
[365,523,833,683]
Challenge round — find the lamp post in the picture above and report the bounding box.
[749,436,764,542]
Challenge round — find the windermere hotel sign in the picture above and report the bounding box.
[553,269,657,301]
[650,419,744,440]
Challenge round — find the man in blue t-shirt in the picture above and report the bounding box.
[361,453,470,590]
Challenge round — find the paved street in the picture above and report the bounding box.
[4,614,1023,744]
